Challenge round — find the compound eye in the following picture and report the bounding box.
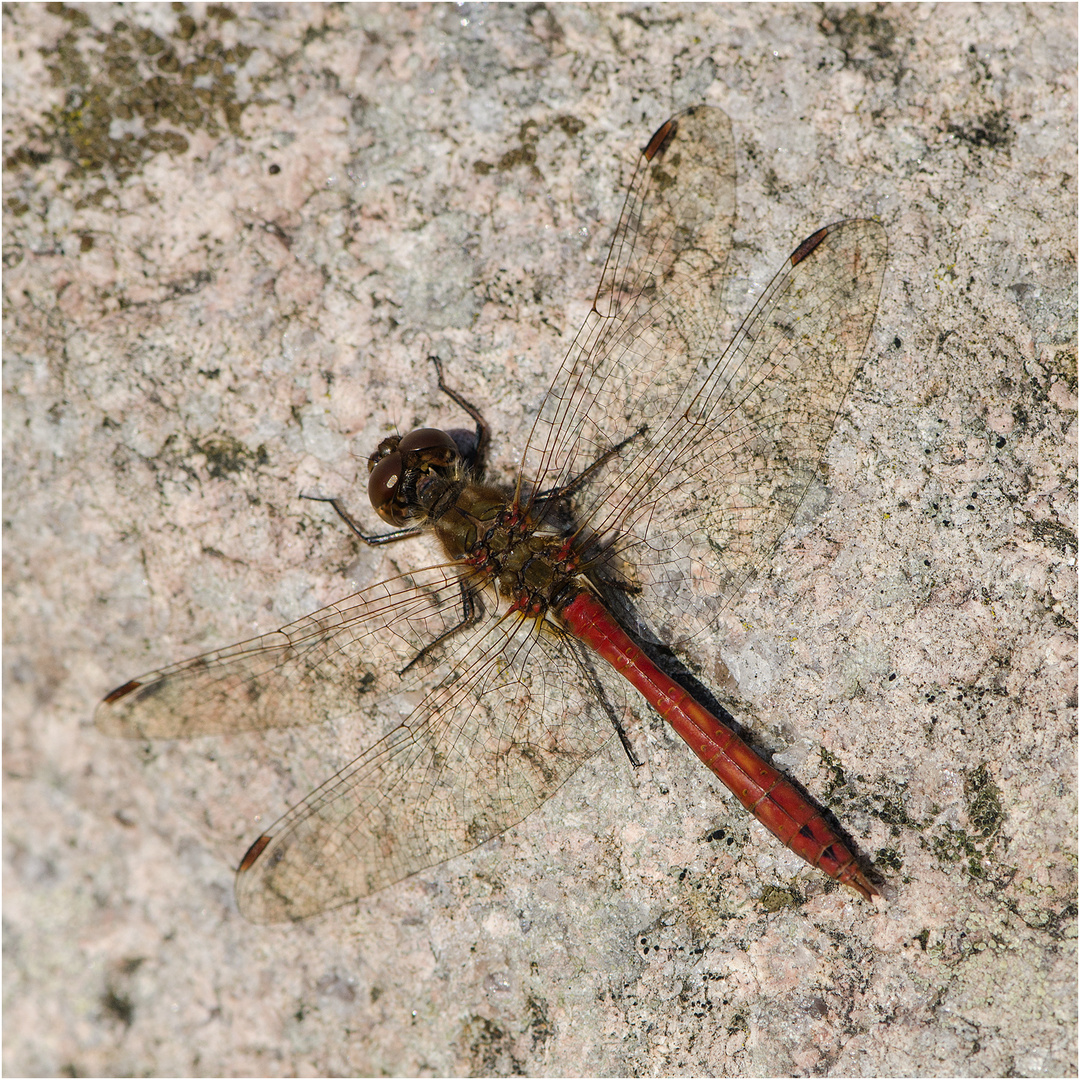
[368,451,407,525]
[397,427,457,455]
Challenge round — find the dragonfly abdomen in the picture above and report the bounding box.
[557,589,878,900]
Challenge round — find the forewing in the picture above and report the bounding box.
[235,612,617,922]
[95,564,476,740]
[517,105,736,501]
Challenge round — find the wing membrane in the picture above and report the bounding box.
[95,564,475,739]
[588,220,887,645]
[519,105,736,503]
[97,563,620,922]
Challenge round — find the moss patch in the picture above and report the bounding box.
[8,4,252,183]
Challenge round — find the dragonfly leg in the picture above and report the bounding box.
[429,356,490,478]
[567,634,644,768]
[399,579,483,675]
[534,424,649,503]
[301,494,424,546]
[611,707,643,768]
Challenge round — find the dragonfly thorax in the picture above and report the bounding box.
[369,425,590,616]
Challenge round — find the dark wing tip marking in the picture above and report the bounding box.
[789,225,830,266]
[237,834,272,874]
[643,116,679,161]
[102,679,143,705]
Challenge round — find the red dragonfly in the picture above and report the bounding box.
[97,106,887,923]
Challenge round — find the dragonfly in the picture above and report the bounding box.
[97,106,887,923]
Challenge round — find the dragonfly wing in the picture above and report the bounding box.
[597,219,888,645]
[235,612,617,922]
[518,105,736,500]
[95,564,478,740]
[517,116,885,644]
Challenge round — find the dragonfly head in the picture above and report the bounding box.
[367,427,460,526]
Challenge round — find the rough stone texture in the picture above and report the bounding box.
[4,3,1075,1076]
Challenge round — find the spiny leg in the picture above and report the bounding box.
[301,495,484,674]
[301,495,423,546]
[566,627,643,768]
[400,580,484,675]
[429,355,490,478]
[534,424,649,504]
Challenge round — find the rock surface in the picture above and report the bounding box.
[4,4,1075,1075]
